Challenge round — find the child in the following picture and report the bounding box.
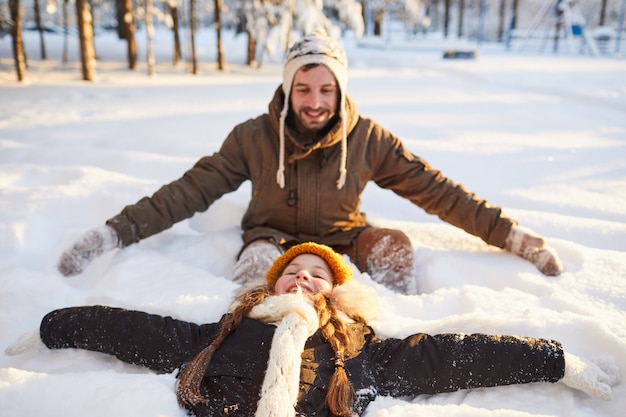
[7,243,616,417]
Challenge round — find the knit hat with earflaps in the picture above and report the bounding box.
[278,30,349,190]
[266,242,353,288]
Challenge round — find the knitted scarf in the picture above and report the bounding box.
[248,291,320,417]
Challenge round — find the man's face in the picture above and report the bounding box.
[290,65,339,136]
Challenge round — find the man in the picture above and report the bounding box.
[57,31,562,292]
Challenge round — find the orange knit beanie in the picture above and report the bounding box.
[266,242,353,288]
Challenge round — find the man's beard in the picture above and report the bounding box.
[292,111,339,145]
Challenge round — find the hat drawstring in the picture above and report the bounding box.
[277,96,289,189]
[336,101,348,190]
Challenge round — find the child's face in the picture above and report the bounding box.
[274,254,335,296]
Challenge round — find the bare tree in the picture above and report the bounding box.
[457,0,465,38]
[63,0,70,63]
[284,0,294,51]
[497,0,505,42]
[373,9,383,36]
[117,0,137,69]
[510,0,519,30]
[361,0,368,34]
[189,0,198,74]
[215,0,225,70]
[34,0,47,59]
[9,0,27,81]
[247,32,256,66]
[169,0,182,64]
[146,0,155,75]
[443,0,450,38]
[76,0,96,81]
[87,0,98,58]
[477,0,486,44]
[599,0,607,26]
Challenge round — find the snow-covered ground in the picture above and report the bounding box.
[1,27,625,416]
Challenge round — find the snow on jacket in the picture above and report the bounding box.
[41,305,565,416]
[106,86,516,249]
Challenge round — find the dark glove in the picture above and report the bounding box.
[57,225,121,277]
[504,226,563,276]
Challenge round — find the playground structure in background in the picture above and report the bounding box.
[507,0,626,55]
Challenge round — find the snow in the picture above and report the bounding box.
[1,27,626,417]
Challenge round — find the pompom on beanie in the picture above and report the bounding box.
[266,242,353,288]
[277,30,349,190]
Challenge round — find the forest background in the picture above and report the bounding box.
[1,0,625,82]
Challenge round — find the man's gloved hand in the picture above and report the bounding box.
[560,352,620,401]
[57,225,121,277]
[504,225,563,276]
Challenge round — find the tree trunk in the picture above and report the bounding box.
[373,9,383,36]
[285,0,295,52]
[75,0,96,81]
[497,0,506,42]
[146,0,155,76]
[34,0,47,59]
[553,4,563,54]
[443,0,451,38]
[116,0,124,39]
[117,0,137,69]
[599,0,607,26]
[9,0,27,81]
[189,0,198,74]
[88,0,97,58]
[361,0,368,35]
[170,1,182,64]
[425,0,438,32]
[511,0,519,30]
[247,31,256,66]
[477,0,486,44]
[63,0,69,63]
[457,0,464,38]
[214,0,224,70]
[126,0,138,69]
